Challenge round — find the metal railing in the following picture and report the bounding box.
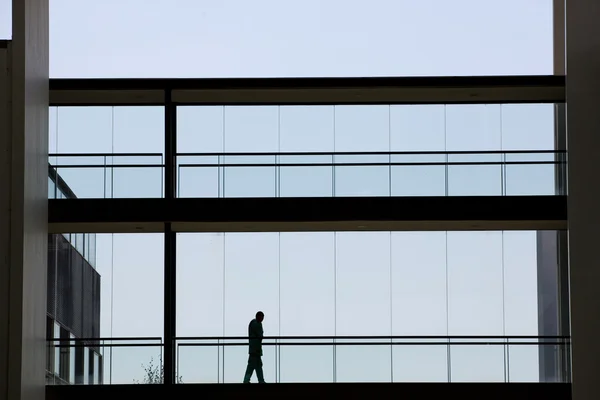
[47,337,163,385]
[46,335,571,385]
[174,335,571,384]
[47,150,566,199]
[48,153,164,199]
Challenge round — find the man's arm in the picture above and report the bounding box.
[250,320,263,339]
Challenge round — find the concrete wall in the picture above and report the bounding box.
[566,0,600,399]
[0,41,11,400]
[0,0,49,400]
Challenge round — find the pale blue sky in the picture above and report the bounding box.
[33,0,562,384]
[3,0,553,77]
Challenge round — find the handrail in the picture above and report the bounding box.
[177,150,566,157]
[49,336,163,341]
[46,335,570,341]
[174,335,570,340]
[48,150,565,157]
[49,152,164,157]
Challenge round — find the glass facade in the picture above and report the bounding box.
[45,80,569,385]
[174,231,567,383]
[48,104,562,199]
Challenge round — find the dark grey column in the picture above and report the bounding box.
[0,1,49,400]
[566,0,600,398]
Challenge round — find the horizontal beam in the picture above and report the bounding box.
[49,75,565,106]
[46,383,572,400]
[48,196,567,233]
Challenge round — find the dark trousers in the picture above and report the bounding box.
[243,354,265,383]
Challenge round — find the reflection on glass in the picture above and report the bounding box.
[83,347,89,384]
[54,323,60,375]
[69,334,76,384]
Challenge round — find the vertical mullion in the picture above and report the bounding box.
[164,89,177,384]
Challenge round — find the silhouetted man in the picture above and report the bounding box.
[243,311,265,383]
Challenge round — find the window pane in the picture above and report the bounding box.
[446,105,501,151]
[113,107,164,153]
[223,233,279,383]
[447,232,503,335]
[336,232,391,335]
[450,342,506,382]
[392,232,447,335]
[280,233,335,335]
[177,106,224,153]
[224,166,276,197]
[56,107,113,153]
[43,233,166,384]
[224,106,278,153]
[279,106,334,152]
[504,232,539,382]
[390,105,445,151]
[279,166,333,197]
[177,233,224,337]
[334,106,389,152]
[501,104,555,150]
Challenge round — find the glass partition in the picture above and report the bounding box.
[173,336,570,383]
[175,230,569,384]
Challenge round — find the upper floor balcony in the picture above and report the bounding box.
[47,75,566,201]
[48,150,566,199]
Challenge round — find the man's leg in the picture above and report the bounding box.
[243,356,255,383]
[255,356,265,383]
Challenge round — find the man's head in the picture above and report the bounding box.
[256,311,264,322]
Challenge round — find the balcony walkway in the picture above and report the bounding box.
[47,382,571,400]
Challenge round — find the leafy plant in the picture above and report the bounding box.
[134,356,183,384]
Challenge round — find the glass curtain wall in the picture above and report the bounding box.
[49,106,165,198]
[176,230,561,383]
[177,104,558,198]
